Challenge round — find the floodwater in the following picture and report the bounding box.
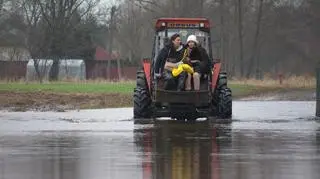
[0,101,319,179]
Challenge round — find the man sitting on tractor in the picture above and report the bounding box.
[154,33,192,91]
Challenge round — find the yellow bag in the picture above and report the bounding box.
[172,64,194,77]
[172,64,184,77]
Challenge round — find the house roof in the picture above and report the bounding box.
[95,46,120,60]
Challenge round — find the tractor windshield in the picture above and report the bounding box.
[153,29,211,60]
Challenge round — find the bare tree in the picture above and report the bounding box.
[220,0,226,69]
[246,0,264,79]
[0,0,3,12]
[35,0,98,81]
[237,0,244,77]
[107,5,117,81]
[19,0,99,82]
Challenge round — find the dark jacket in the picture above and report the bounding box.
[186,46,201,62]
[154,44,186,74]
[185,45,210,74]
[198,46,210,74]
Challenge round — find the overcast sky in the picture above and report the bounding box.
[100,0,123,6]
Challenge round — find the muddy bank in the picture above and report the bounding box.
[0,88,316,112]
[238,88,316,101]
[0,91,132,112]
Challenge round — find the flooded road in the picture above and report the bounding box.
[0,101,319,179]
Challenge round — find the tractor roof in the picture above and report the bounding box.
[156,17,209,22]
[155,17,211,30]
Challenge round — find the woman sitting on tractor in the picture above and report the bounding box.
[184,35,203,91]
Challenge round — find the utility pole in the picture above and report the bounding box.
[220,0,226,70]
[316,64,320,117]
[117,53,122,81]
[107,6,116,81]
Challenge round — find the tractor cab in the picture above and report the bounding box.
[152,18,212,60]
[151,18,213,81]
[150,18,213,92]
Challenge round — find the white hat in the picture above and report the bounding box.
[186,35,198,44]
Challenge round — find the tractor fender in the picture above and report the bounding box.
[211,62,221,91]
[142,59,151,90]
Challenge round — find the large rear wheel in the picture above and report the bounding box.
[133,69,152,119]
[216,87,232,118]
[210,72,232,119]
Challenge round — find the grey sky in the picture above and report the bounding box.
[100,0,123,6]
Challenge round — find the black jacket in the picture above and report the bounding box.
[187,46,201,62]
[154,44,186,74]
[186,45,210,74]
[198,46,211,74]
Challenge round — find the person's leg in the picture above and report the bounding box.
[192,64,201,90]
[185,73,192,90]
[193,72,201,90]
[163,70,177,90]
[177,71,187,91]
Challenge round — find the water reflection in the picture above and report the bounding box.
[134,120,232,179]
[134,120,320,179]
[0,133,141,179]
[0,134,81,179]
[0,119,319,179]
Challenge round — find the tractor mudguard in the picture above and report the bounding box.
[211,62,221,91]
[143,59,151,90]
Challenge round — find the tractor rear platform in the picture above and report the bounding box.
[153,89,212,120]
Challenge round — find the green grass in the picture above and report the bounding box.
[0,82,136,94]
[0,81,271,97]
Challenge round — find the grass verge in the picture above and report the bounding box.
[0,81,275,97]
[0,77,316,111]
[0,81,135,93]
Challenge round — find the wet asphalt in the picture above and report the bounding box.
[0,101,319,179]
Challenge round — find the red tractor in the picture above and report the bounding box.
[133,18,232,121]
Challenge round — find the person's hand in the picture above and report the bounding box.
[191,60,200,64]
[175,61,183,67]
[183,57,191,63]
[154,73,161,79]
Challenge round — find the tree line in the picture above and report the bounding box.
[0,0,318,80]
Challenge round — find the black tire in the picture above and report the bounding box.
[217,72,228,89]
[133,68,152,119]
[133,87,152,118]
[210,72,232,119]
[216,87,232,118]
